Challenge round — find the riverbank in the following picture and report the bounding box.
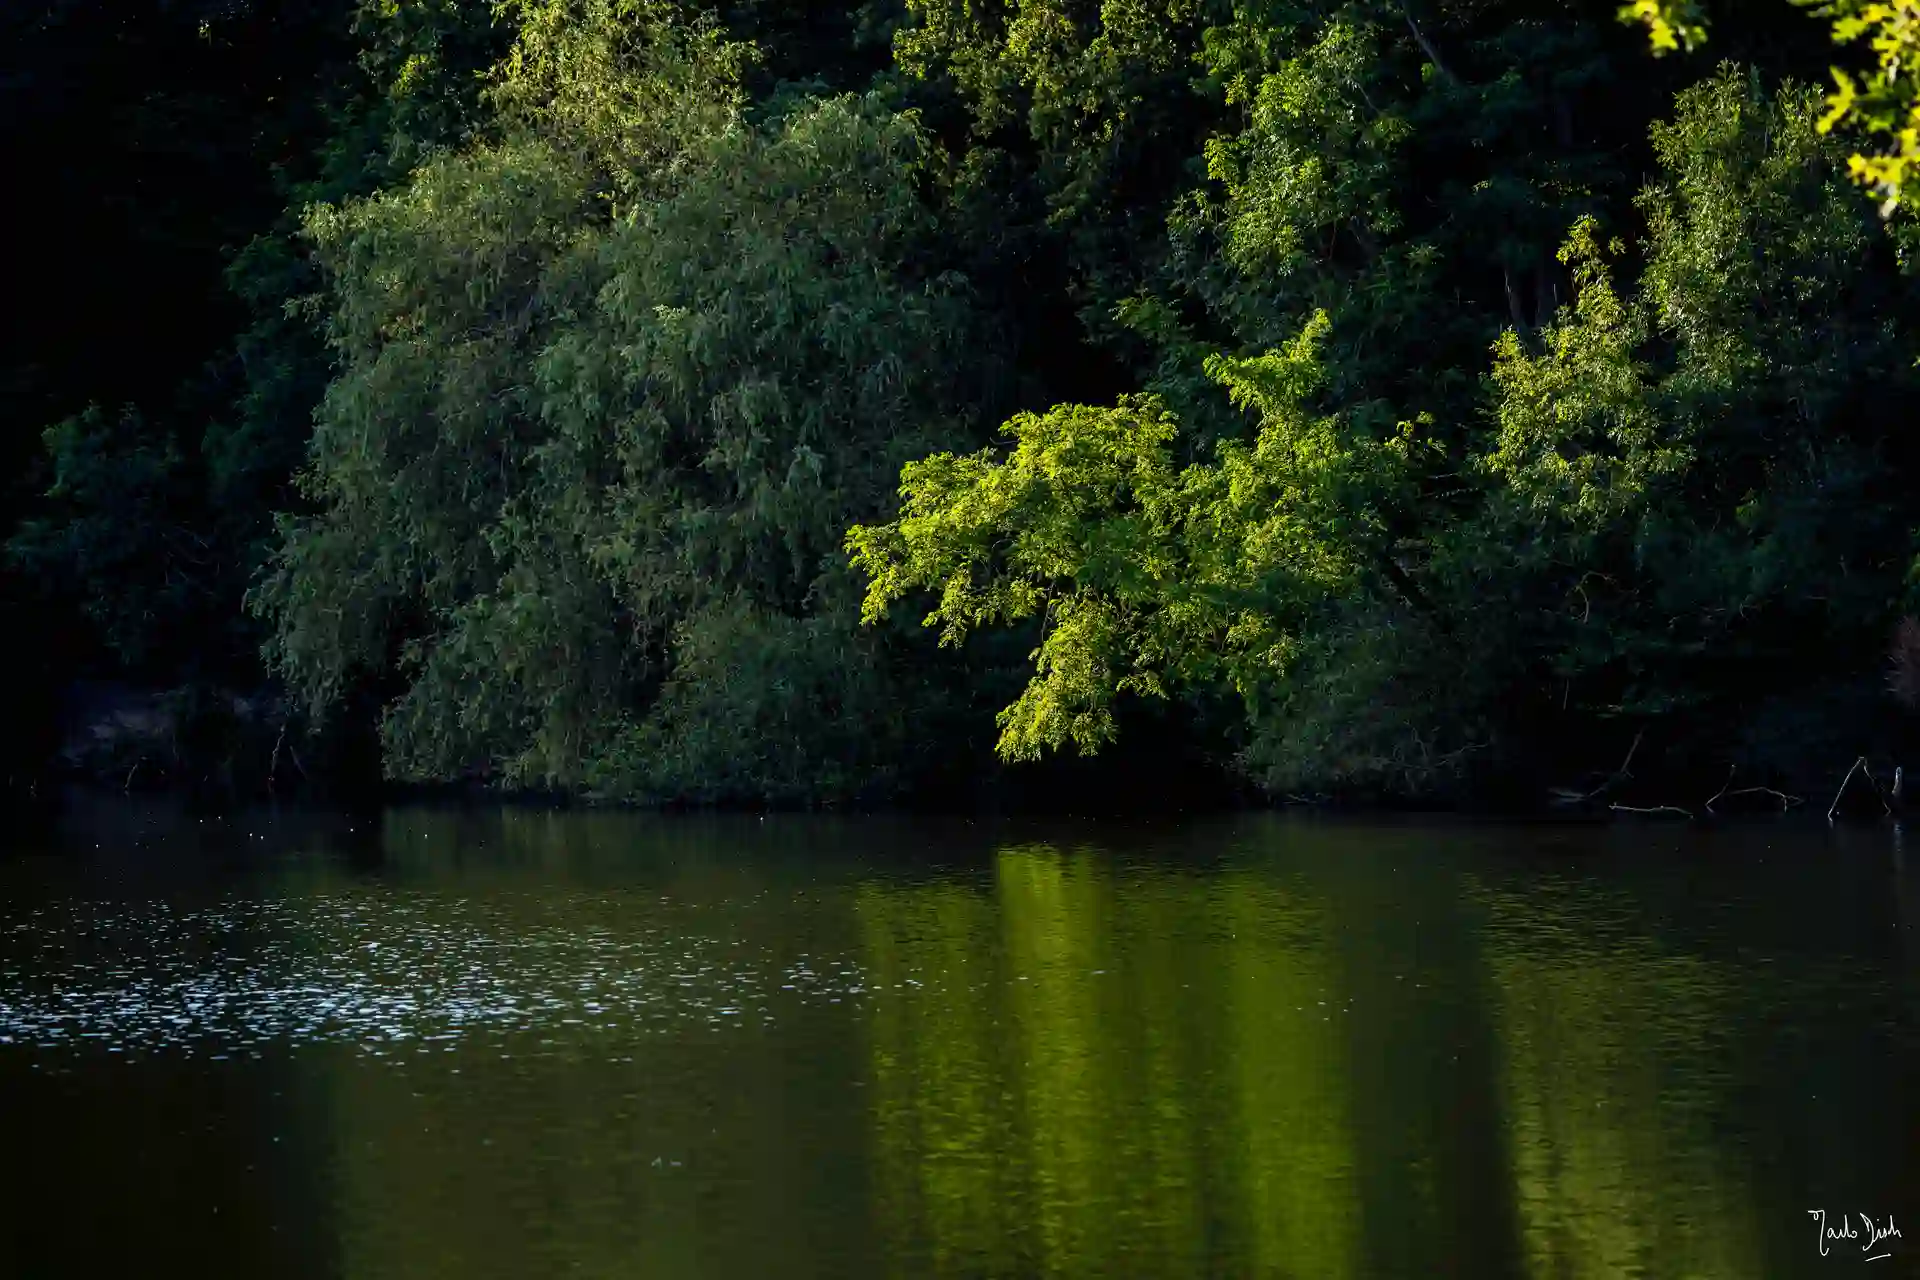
[20,672,1920,822]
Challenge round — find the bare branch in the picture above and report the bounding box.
[1504,267,1529,334]
[1828,755,1892,822]
[1610,803,1693,818]
[1723,787,1802,809]
[1705,763,1734,811]
[1399,0,1457,83]
[1578,729,1643,800]
[1706,766,1801,812]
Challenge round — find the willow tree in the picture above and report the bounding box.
[252,0,1000,802]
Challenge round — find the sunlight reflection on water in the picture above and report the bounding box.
[0,893,875,1058]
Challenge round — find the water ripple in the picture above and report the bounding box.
[0,895,872,1059]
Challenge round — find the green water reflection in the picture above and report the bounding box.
[1,809,1913,1278]
[859,849,1359,1277]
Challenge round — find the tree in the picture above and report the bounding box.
[852,53,1920,799]
[1621,0,1920,215]
[252,0,1006,802]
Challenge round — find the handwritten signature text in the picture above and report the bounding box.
[1809,1210,1902,1262]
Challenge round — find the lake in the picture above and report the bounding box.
[1,801,1915,1277]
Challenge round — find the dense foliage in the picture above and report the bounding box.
[7,0,1919,808]
[1624,0,1920,214]
[252,0,1002,802]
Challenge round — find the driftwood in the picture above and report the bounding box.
[1549,730,1644,806]
[1609,803,1693,818]
[1827,755,1892,822]
[1556,748,1816,821]
[1704,765,1802,814]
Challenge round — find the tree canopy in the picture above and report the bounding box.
[7,0,1920,808]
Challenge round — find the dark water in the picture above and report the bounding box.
[2,803,1916,1278]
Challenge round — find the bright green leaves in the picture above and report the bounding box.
[1470,67,1920,767]
[1190,16,1408,297]
[1815,1,1920,211]
[850,310,1417,762]
[1481,216,1682,527]
[895,0,1201,145]
[1485,71,1898,540]
[32,0,1920,807]
[852,395,1184,642]
[853,42,1920,798]
[1199,313,1422,599]
[1783,1,1920,213]
[1149,1,1627,472]
[1637,72,1887,409]
[1621,0,1920,214]
[1198,13,1413,278]
[849,393,1213,758]
[485,0,750,205]
[1615,1,1708,56]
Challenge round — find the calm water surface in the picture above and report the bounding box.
[2,803,1916,1278]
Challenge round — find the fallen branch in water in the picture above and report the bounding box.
[1704,765,1802,813]
[1610,802,1693,818]
[1589,729,1644,797]
[1550,730,1646,806]
[1718,787,1802,810]
[1827,755,1891,822]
